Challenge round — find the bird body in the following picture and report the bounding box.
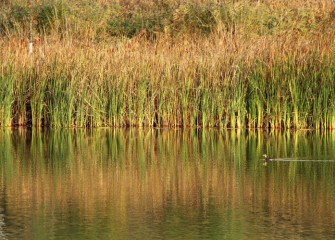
[262,154,270,166]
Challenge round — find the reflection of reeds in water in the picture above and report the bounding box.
[0,129,335,237]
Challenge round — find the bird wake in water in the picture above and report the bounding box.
[262,154,335,166]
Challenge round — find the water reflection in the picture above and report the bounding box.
[0,129,335,239]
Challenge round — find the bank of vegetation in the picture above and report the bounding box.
[0,0,335,128]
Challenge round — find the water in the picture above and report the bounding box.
[0,129,335,239]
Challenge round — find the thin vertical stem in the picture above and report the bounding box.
[29,0,33,56]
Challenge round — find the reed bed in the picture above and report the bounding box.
[0,0,335,129]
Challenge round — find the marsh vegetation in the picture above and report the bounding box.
[1,0,335,128]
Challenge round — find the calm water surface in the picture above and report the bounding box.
[0,129,335,239]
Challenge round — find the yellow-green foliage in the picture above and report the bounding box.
[0,0,335,129]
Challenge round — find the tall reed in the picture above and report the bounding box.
[0,0,334,129]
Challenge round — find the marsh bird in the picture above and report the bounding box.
[262,154,270,166]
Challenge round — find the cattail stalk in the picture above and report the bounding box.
[29,0,33,56]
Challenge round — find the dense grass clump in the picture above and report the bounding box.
[0,0,335,129]
[0,4,29,36]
